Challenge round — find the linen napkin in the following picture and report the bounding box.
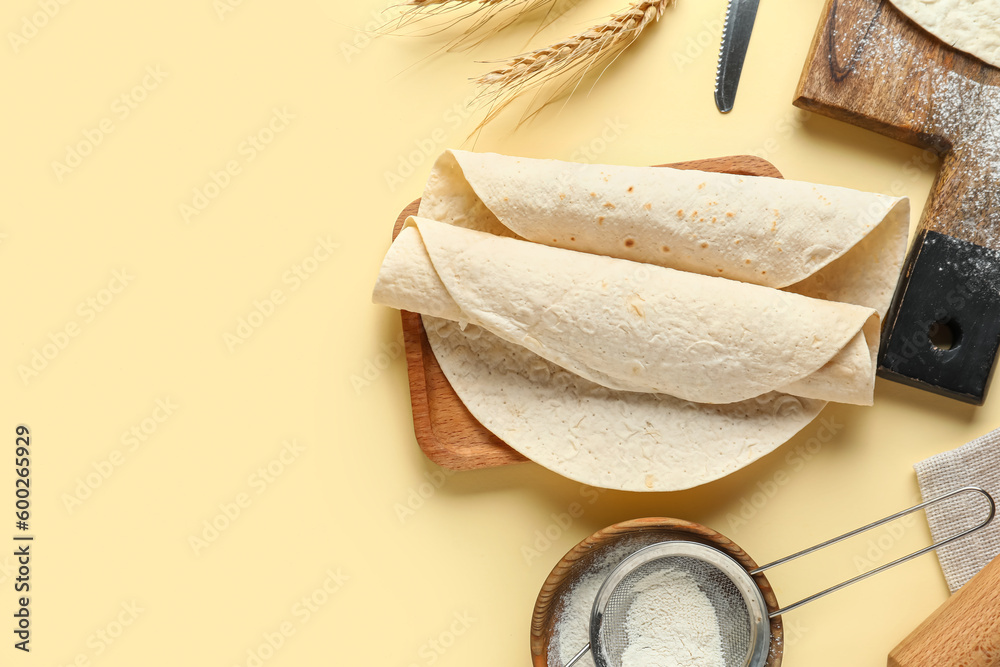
[915,428,1000,593]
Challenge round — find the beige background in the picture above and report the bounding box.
[2,0,995,664]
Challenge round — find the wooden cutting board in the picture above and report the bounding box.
[392,155,784,471]
[795,0,1000,404]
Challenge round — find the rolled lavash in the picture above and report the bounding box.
[373,151,909,491]
[375,218,878,406]
[419,150,908,317]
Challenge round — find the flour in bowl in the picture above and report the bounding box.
[620,568,725,667]
[549,539,726,667]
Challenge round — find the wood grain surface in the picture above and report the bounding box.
[529,517,784,667]
[888,553,1000,667]
[796,0,1000,403]
[795,0,1000,247]
[390,155,785,471]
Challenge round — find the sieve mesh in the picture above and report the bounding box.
[588,544,769,667]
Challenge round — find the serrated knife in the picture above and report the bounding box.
[715,0,761,113]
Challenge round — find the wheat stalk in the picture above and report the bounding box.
[384,0,558,50]
[474,0,673,127]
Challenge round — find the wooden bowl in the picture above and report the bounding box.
[530,517,784,667]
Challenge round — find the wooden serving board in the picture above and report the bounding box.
[392,155,784,471]
[795,0,1000,404]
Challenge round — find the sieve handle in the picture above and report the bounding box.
[564,643,591,667]
[750,486,996,618]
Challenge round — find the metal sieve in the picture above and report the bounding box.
[565,486,996,667]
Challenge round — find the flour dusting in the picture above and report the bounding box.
[845,11,1000,247]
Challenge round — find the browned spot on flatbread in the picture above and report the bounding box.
[625,238,635,248]
[604,202,615,209]
[644,203,652,211]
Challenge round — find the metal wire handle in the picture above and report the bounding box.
[752,486,996,617]
[565,643,591,667]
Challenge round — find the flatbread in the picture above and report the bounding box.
[375,218,879,406]
[423,316,826,492]
[418,150,909,316]
[889,0,1000,69]
[373,151,909,491]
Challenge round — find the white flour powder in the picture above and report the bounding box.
[550,540,725,667]
[551,542,637,667]
[620,569,725,667]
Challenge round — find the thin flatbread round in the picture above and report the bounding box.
[889,0,1000,69]
[423,316,826,492]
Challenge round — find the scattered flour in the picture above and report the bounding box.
[845,9,1000,248]
[551,540,639,667]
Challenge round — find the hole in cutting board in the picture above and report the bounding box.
[929,319,961,351]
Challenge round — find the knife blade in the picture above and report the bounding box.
[715,0,761,113]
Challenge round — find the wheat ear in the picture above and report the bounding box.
[474,0,673,126]
[383,0,557,50]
